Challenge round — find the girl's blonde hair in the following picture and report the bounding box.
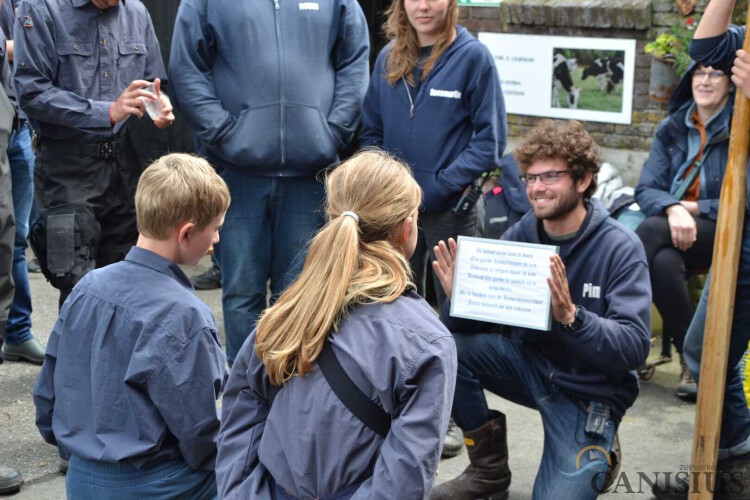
[256,149,422,385]
[383,0,458,86]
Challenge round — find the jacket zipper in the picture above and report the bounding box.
[401,77,414,119]
[274,0,286,165]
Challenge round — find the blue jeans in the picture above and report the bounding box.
[219,171,325,364]
[682,221,750,458]
[5,123,34,345]
[66,456,217,499]
[452,333,618,499]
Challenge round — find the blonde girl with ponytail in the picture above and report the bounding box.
[215,150,457,500]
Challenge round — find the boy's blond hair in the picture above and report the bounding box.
[136,153,231,240]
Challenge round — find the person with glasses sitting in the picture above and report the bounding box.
[634,62,733,401]
[430,120,650,500]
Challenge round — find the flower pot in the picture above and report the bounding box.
[649,57,680,103]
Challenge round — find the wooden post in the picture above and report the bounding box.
[689,9,750,499]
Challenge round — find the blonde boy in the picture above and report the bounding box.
[34,154,230,500]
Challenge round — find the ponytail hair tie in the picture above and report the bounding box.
[340,211,359,223]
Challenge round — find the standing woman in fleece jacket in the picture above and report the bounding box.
[359,0,506,457]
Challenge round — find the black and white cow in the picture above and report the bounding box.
[582,57,624,94]
[552,53,580,109]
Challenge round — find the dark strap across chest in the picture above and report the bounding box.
[267,342,391,438]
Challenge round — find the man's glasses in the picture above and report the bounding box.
[519,170,573,186]
[692,70,726,83]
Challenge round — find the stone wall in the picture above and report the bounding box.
[459,0,709,185]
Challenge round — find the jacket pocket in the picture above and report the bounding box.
[117,40,148,87]
[413,168,459,213]
[284,104,338,167]
[215,104,281,167]
[56,41,95,93]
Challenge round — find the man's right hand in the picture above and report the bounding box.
[666,204,697,251]
[432,238,458,299]
[110,80,154,123]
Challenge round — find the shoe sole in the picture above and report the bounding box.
[473,493,509,500]
[192,284,221,290]
[2,352,43,365]
[676,391,697,401]
[0,479,23,495]
[441,446,464,458]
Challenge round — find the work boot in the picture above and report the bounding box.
[0,466,23,495]
[676,356,697,401]
[431,411,511,500]
[190,265,222,290]
[653,452,750,500]
[442,418,464,458]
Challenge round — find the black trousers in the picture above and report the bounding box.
[34,137,141,308]
[409,204,479,306]
[636,214,716,356]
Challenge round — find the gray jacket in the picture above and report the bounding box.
[216,291,457,499]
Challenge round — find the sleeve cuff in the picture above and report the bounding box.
[92,100,114,130]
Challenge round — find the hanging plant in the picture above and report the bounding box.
[645,15,699,77]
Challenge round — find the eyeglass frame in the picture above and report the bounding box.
[519,170,575,186]
[692,69,727,83]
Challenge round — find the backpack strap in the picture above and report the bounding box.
[317,342,391,438]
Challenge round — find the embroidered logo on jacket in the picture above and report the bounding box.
[429,88,462,99]
[582,283,601,299]
[299,2,319,10]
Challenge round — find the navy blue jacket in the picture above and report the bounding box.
[635,97,731,221]
[441,200,651,419]
[689,25,750,213]
[217,292,456,499]
[13,0,166,141]
[34,247,227,471]
[360,26,506,213]
[169,0,369,175]
[690,24,746,76]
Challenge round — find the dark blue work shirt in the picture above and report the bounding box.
[0,0,15,106]
[0,0,13,39]
[13,0,166,141]
[33,247,228,471]
[0,29,9,92]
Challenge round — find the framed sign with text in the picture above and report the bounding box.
[478,33,636,124]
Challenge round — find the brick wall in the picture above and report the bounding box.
[460,0,709,184]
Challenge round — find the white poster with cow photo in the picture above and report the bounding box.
[478,33,636,124]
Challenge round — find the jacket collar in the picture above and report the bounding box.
[518,199,609,259]
[124,246,194,290]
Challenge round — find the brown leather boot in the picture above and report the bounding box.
[431,411,511,500]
